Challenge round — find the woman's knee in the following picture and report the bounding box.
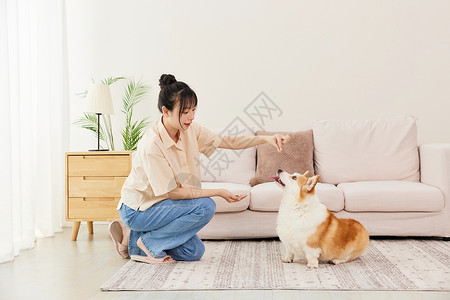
[169,238,205,261]
[189,240,205,261]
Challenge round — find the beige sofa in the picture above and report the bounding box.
[198,117,450,239]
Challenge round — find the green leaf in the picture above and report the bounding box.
[121,78,150,150]
[73,113,106,141]
[75,90,88,98]
[102,76,126,86]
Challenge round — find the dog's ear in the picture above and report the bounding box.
[303,175,320,192]
[302,170,309,177]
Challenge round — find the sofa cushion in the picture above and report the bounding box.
[313,116,420,184]
[249,182,344,212]
[250,130,314,186]
[199,129,255,184]
[338,181,444,212]
[201,182,251,212]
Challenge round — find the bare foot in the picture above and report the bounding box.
[136,237,175,263]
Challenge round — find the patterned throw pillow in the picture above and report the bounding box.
[250,130,315,186]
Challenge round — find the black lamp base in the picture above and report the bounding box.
[88,113,110,152]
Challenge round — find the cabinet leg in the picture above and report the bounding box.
[71,221,81,241]
[87,221,94,234]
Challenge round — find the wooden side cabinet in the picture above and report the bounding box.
[65,151,133,241]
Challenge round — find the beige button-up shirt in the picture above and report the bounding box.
[118,117,222,211]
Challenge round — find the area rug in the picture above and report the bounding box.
[101,239,450,291]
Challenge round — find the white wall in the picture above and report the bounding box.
[66,0,450,150]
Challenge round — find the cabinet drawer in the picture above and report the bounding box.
[68,176,126,197]
[68,155,131,176]
[68,197,120,220]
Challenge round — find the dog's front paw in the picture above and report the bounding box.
[306,261,319,269]
[282,253,294,263]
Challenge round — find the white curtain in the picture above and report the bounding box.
[0,0,69,263]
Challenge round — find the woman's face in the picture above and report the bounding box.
[164,102,196,131]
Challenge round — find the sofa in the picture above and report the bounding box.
[197,116,450,239]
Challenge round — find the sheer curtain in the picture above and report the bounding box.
[0,0,69,263]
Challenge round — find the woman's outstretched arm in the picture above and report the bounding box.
[219,134,290,152]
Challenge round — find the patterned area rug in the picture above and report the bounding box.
[101,239,450,291]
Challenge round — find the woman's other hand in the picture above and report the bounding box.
[219,189,247,203]
[267,134,290,152]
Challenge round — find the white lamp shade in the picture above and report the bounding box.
[86,83,114,114]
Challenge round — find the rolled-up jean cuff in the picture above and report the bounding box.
[141,237,167,258]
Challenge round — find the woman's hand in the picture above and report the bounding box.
[219,189,247,203]
[266,134,290,152]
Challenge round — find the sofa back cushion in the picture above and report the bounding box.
[199,128,256,184]
[250,130,315,186]
[313,116,420,184]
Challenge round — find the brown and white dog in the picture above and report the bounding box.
[272,169,369,269]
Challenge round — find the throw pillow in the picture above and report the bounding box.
[250,130,314,186]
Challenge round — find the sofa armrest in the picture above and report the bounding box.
[419,144,450,201]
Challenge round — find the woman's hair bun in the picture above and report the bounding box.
[159,74,177,90]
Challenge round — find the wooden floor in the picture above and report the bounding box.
[0,224,449,300]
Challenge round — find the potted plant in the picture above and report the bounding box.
[74,77,150,151]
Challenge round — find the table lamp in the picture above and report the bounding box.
[86,83,114,151]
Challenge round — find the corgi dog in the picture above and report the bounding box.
[272,169,369,269]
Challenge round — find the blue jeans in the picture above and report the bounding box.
[119,197,216,261]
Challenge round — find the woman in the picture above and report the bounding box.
[109,74,290,264]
